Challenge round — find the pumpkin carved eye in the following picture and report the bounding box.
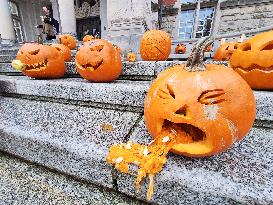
[241,43,251,51]
[29,49,40,55]
[157,84,175,100]
[90,45,104,52]
[198,89,225,105]
[261,41,273,50]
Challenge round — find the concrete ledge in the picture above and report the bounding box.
[117,118,273,204]
[0,152,145,205]
[0,76,150,111]
[0,97,141,188]
[0,75,272,121]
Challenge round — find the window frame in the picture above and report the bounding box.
[178,0,217,40]
[8,1,24,43]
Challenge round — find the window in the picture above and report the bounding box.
[178,1,215,39]
[8,1,24,43]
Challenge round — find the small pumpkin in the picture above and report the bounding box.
[12,43,66,79]
[59,34,77,50]
[230,30,273,90]
[144,37,256,157]
[140,30,171,61]
[214,42,240,61]
[127,51,136,62]
[51,43,72,62]
[175,43,186,54]
[83,35,94,43]
[75,39,122,82]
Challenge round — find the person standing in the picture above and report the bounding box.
[37,6,59,41]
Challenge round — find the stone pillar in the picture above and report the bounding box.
[0,0,16,43]
[106,0,152,53]
[57,0,76,35]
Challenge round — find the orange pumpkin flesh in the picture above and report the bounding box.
[83,35,95,43]
[12,43,66,79]
[59,34,77,50]
[214,42,239,61]
[107,37,256,200]
[75,39,122,82]
[51,43,72,62]
[140,30,171,61]
[230,30,273,90]
[127,52,136,62]
[175,43,186,54]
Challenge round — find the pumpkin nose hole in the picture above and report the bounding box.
[175,105,188,116]
[241,43,251,51]
[29,49,40,55]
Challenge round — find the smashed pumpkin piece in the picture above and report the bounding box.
[107,127,178,200]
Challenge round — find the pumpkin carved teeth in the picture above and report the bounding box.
[24,60,48,70]
[77,60,103,71]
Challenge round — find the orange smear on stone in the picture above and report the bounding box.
[106,127,178,201]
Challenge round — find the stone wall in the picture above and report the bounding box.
[218,1,273,34]
[162,15,178,38]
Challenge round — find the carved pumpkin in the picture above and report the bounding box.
[75,39,122,82]
[230,30,273,90]
[59,34,77,50]
[83,35,94,43]
[214,42,240,61]
[107,37,256,200]
[51,43,72,62]
[12,43,66,79]
[175,43,186,54]
[145,37,256,157]
[127,51,136,62]
[140,30,171,61]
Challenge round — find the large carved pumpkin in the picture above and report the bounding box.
[59,34,77,50]
[175,43,186,54]
[230,30,273,90]
[51,43,71,62]
[140,30,171,61]
[75,39,122,82]
[214,42,240,61]
[144,37,256,157]
[12,43,66,79]
[106,37,256,201]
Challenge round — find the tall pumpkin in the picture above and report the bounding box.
[140,30,171,61]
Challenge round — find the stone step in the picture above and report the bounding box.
[0,75,272,121]
[0,152,145,205]
[0,61,183,80]
[0,75,272,205]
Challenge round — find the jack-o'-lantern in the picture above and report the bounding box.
[83,35,94,43]
[107,37,256,200]
[214,42,240,61]
[51,43,72,62]
[127,51,136,62]
[230,30,273,90]
[75,39,122,82]
[140,30,171,61]
[175,43,186,54]
[59,34,77,50]
[12,43,66,79]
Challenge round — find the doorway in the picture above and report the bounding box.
[76,17,101,40]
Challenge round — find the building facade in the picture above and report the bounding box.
[1,0,273,51]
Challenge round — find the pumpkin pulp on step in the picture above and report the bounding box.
[107,37,256,200]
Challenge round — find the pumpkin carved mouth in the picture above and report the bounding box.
[237,65,273,72]
[24,59,48,71]
[76,60,103,71]
[162,120,206,144]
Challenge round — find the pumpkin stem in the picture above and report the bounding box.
[185,37,214,72]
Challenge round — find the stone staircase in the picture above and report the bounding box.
[0,45,272,205]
